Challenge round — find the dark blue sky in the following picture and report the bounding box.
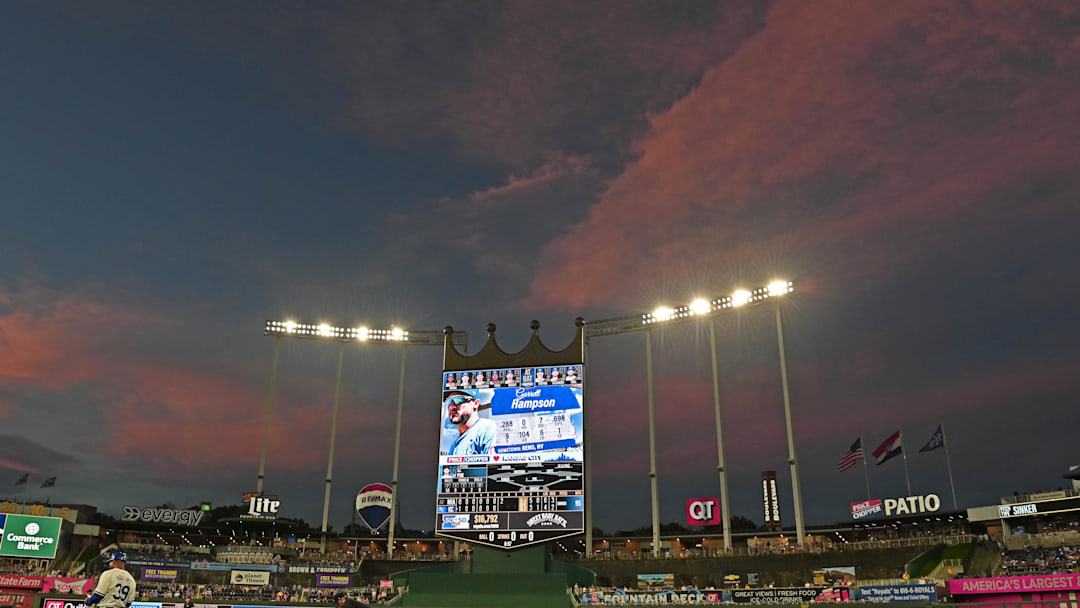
[2,1,1079,533]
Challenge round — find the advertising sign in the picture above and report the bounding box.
[582,589,721,604]
[851,499,884,520]
[42,578,95,595]
[240,493,280,520]
[379,580,393,590]
[43,600,89,608]
[884,494,940,516]
[812,567,856,586]
[285,565,352,574]
[0,514,63,559]
[731,588,829,603]
[436,362,584,550]
[636,574,675,590]
[355,484,393,531]
[122,506,204,527]
[0,576,43,590]
[0,592,36,608]
[127,559,187,569]
[686,498,721,526]
[230,571,271,586]
[141,567,181,582]
[315,575,351,588]
[948,574,1080,595]
[992,496,1080,519]
[761,472,781,529]
[858,585,937,602]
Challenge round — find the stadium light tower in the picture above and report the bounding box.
[767,280,807,547]
[584,279,802,554]
[262,321,467,555]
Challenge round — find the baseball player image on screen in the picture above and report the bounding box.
[443,390,496,455]
[86,552,137,608]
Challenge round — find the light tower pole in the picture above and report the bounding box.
[583,279,803,550]
[261,321,466,555]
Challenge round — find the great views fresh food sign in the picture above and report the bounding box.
[0,514,63,559]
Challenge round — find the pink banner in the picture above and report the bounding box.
[949,574,1080,595]
[0,576,44,590]
[43,578,96,595]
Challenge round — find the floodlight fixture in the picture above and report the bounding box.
[731,290,751,307]
[768,280,792,296]
[264,320,409,342]
[690,299,711,315]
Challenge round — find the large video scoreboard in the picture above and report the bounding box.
[435,364,584,549]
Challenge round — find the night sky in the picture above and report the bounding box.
[2,2,1079,534]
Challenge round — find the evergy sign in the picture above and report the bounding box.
[949,574,1080,595]
[122,506,203,526]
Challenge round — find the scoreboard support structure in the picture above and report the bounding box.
[437,320,586,551]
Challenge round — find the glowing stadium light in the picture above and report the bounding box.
[690,299,711,315]
[653,306,675,321]
[731,290,751,307]
[768,280,792,296]
[264,320,414,343]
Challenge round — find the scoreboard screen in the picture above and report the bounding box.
[436,364,584,549]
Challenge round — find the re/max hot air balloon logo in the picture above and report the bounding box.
[355,484,393,531]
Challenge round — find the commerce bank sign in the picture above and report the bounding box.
[0,514,63,559]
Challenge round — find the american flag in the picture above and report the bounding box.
[836,438,864,472]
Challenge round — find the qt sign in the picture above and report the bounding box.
[685,498,721,526]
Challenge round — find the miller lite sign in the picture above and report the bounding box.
[685,498,721,526]
[241,492,280,519]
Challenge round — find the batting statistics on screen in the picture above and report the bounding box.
[436,365,584,549]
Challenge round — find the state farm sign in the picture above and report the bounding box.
[0,575,43,590]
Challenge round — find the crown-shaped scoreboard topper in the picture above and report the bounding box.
[442,318,585,371]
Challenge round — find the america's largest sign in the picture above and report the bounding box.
[435,325,585,549]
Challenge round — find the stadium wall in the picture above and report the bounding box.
[560,546,928,587]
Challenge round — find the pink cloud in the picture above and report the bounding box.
[105,363,383,479]
[528,0,1080,308]
[0,288,159,390]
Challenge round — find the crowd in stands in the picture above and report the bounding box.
[1000,545,1080,575]
[118,543,359,568]
[0,558,73,577]
[135,582,398,605]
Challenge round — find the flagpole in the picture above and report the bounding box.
[861,435,872,500]
[900,427,913,496]
[941,420,959,510]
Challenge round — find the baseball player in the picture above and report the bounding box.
[444,391,496,455]
[86,552,137,608]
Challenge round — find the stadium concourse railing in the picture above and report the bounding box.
[578,534,987,560]
[1001,488,1080,504]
